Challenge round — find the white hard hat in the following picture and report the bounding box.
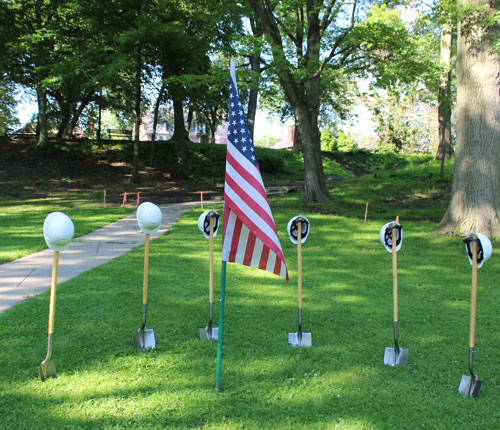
[464,233,492,269]
[198,210,219,239]
[137,202,162,235]
[43,212,74,251]
[287,215,310,244]
[379,221,403,253]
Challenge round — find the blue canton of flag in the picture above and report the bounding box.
[227,85,257,166]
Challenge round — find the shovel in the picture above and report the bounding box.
[289,220,311,347]
[132,233,156,351]
[200,213,218,340]
[459,236,483,398]
[384,223,408,366]
[39,251,60,381]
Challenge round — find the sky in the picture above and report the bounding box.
[14,90,376,141]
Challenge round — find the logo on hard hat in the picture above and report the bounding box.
[198,210,219,239]
[43,212,75,251]
[287,215,310,244]
[379,221,403,253]
[137,202,162,235]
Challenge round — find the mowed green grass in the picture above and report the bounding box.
[0,198,132,263]
[1,206,499,429]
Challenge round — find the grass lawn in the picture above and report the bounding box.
[0,198,132,264]
[1,198,499,428]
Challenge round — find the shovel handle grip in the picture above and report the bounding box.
[392,223,398,323]
[470,239,478,348]
[48,251,60,335]
[143,234,150,305]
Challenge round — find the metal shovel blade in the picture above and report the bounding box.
[38,360,56,381]
[199,326,218,341]
[132,328,156,351]
[384,347,409,366]
[459,374,483,398]
[288,331,312,347]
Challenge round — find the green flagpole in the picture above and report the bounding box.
[216,260,227,392]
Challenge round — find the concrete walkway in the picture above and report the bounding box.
[0,201,219,313]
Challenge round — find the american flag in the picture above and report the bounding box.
[221,64,289,281]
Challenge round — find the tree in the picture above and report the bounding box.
[0,78,20,134]
[247,1,432,203]
[436,0,500,237]
[4,0,65,146]
[434,0,456,177]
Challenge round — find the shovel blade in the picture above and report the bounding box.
[199,326,218,341]
[288,332,312,347]
[384,347,409,366]
[459,374,483,398]
[38,360,56,381]
[132,328,156,351]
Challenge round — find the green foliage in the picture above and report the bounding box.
[320,129,336,152]
[0,78,19,134]
[254,135,281,148]
[321,130,358,152]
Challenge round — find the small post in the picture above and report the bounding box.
[103,190,106,205]
[364,202,369,221]
[137,192,140,207]
[122,192,128,207]
[200,191,204,210]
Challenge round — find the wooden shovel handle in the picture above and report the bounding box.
[392,223,398,323]
[143,234,150,305]
[209,216,214,304]
[298,222,303,308]
[48,251,60,335]
[470,238,478,348]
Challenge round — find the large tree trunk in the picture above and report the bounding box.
[56,101,71,142]
[296,102,329,203]
[436,0,500,237]
[36,83,49,147]
[172,98,188,178]
[149,83,165,167]
[435,21,454,170]
[246,53,260,141]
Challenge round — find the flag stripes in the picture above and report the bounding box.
[221,67,288,281]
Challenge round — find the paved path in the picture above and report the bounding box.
[0,201,219,313]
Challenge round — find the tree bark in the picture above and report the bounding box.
[186,101,194,135]
[36,83,49,147]
[172,98,188,178]
[149,83,165,167]
[435,21,454,169]
[436,0,500,237]
[246,55,259,142]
